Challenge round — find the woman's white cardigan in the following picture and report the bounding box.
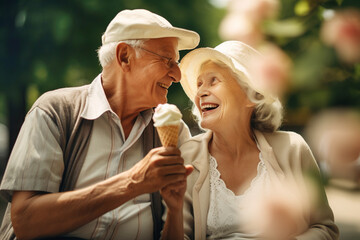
[178,130,339,240]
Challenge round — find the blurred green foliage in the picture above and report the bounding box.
[0,0,224,151]
[265,0,360,130]
[0,0,359,154]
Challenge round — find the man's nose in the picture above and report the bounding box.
[169,63,181,83]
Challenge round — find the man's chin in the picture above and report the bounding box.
[158,97,168,105]
[149,99,167,109]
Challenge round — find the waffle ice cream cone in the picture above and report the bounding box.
[156,125,179,147]
[153,104,183,147]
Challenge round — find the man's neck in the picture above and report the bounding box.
[101,61,145,139]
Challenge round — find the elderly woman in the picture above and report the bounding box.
[162,41,339,240]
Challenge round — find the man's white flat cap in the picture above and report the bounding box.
[102,9,200,50]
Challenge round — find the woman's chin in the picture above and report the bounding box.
[200,121,216,131]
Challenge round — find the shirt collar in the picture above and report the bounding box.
[139,108,154,127]
[81,74,112,120]
[81,74,154,126]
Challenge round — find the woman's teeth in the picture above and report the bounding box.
[201,104,219,112]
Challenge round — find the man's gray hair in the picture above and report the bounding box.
[192,60,283,132]
[97,39,147,67]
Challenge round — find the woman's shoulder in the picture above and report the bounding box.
[261,130,316,169]
[179,131,211,163]
[180,131,210,148]
[262,130,308,149]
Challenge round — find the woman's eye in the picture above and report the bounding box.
[197,81,202,88]
[211,77,218,84]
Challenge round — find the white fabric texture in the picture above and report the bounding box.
[206,154,267,239]
[178,130,339,240]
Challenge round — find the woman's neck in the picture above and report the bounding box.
[208,109,258,162]
[211,126,256,156]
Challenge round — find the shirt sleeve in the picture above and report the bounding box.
[0,107,64,202]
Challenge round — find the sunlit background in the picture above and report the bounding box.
[0,0,359,238]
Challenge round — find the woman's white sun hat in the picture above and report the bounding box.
[180,40,276,103]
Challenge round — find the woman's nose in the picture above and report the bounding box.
[196,84,210,97]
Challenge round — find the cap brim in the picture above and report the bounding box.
[169,27,200,50]
[103,24,200,50]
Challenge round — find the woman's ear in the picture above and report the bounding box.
[116,43,133,71]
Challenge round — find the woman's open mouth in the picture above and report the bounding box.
[201,103,219,113]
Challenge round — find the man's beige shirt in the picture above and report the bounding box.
[0,76,191,240]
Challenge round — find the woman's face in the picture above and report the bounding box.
[195,61,253,130]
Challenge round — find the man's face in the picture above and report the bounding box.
[129,37,180,109]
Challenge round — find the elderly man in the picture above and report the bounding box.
[0,9,199,239]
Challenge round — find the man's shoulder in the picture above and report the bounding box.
[35,85,89,106]
[31,84,90,113]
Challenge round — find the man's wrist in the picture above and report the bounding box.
[124,169,145,196]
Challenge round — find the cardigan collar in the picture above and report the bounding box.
[191,129,284,178]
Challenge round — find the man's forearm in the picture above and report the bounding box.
[11,146,186,239]
[11,170,141,240]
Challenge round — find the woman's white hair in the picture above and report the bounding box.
[97,39,148,67]
[192,60,283,132]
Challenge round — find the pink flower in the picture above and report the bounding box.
[321,9,360,64]
[219,13,264,47]
[219,0,280,47]
[305,109,360,182]
[249,43,292,97]
[228,0,279,23]
[243,179,308,238]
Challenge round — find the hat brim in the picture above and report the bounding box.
[163,26,200,50]
[180,47,252,101]
[103,24,200,50]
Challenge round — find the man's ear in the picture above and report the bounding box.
[116,43,133,71]
[245,99,256,108]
